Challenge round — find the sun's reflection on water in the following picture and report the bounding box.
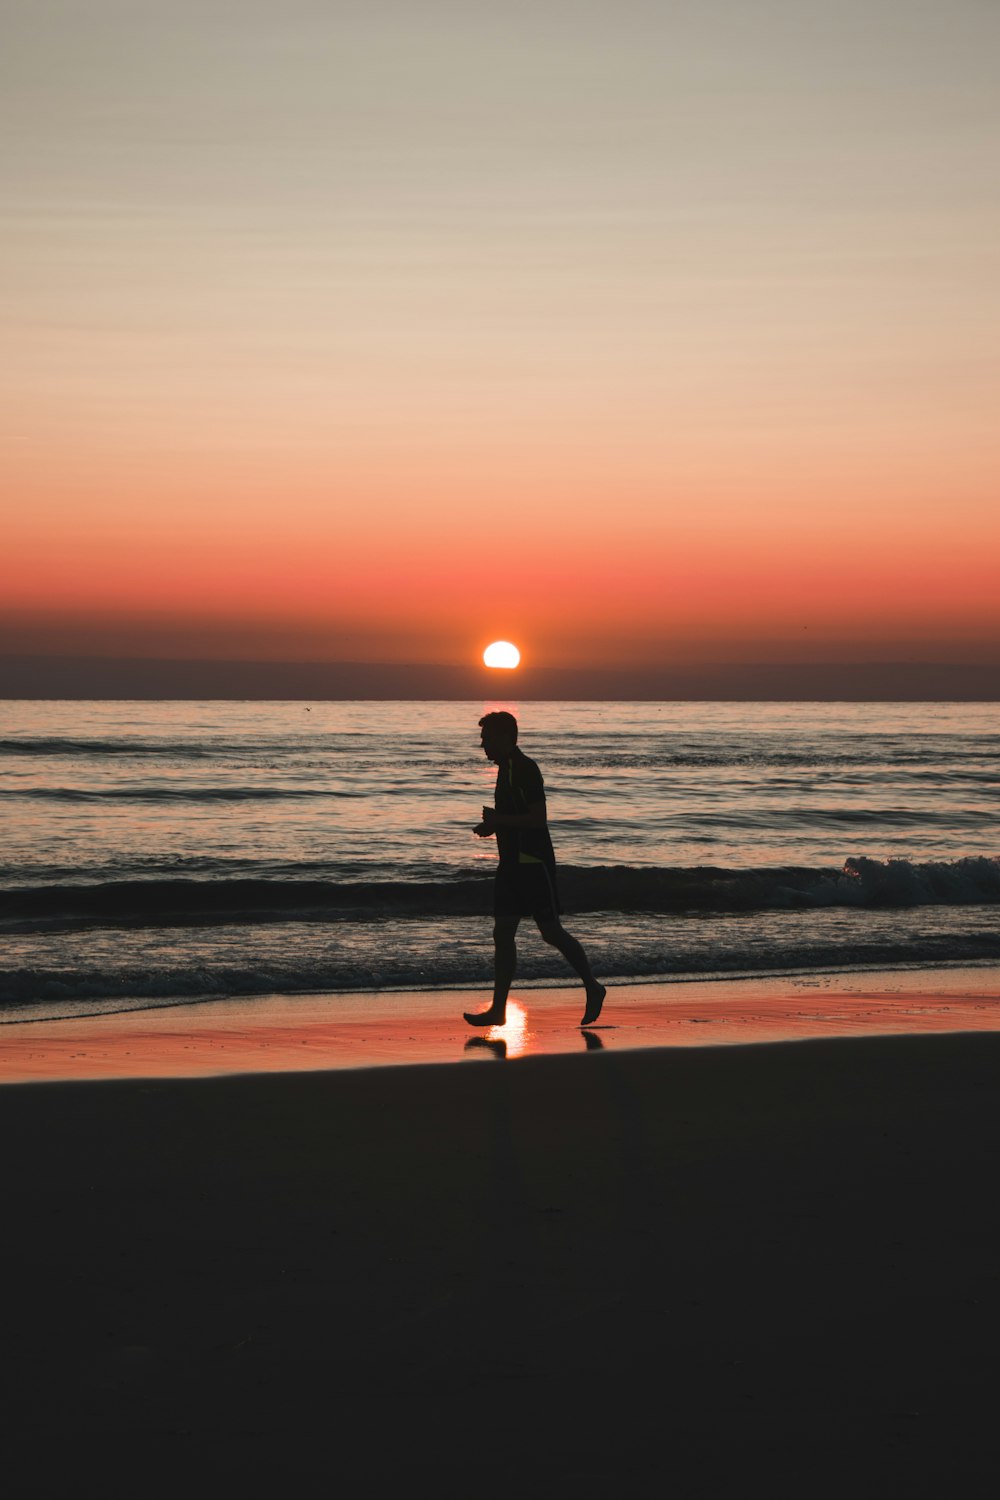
[488,1000,529,1057]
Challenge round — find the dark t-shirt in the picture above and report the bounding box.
[494,750,556,871]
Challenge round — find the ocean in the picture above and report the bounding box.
[1,699,998,1020]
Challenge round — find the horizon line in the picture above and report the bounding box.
[1,653,997,702]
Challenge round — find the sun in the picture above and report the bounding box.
[483,640,521,669]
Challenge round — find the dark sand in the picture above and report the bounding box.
[4,983,1000,1494]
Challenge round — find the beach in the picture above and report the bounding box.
[3,967,1000,1081]
[4,971,1000,1494]
[6,0,1000,1483]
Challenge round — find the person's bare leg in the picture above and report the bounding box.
[464,917,519,1026]
[537,919,607,1025]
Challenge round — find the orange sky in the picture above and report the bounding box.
[5,432,998,669]
[3,2,999,677]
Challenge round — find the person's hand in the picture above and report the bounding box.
[481,806,496,825]
[473,822,494,838]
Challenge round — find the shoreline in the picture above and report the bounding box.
[2,962,999,1084]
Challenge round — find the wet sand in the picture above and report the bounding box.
[3,965,1000,1083]
[4,972,1000,1493]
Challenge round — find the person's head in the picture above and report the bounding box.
[479,711,518,762]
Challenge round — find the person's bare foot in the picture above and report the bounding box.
[581,984,607,1026]
[463,1008,505,1027]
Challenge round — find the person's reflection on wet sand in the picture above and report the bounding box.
[465,1036,507,1060]
[464,1030,604,1060]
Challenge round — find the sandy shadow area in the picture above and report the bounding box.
[3,1026,1000,1493]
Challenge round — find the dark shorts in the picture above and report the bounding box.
[494,861,561,923]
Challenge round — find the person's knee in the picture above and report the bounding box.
[536,920,564,947]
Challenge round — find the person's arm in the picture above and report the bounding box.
[481,799,546,830]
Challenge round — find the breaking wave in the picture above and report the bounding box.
[3,856,998,934]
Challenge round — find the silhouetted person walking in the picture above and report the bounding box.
[464,711,606,1029]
